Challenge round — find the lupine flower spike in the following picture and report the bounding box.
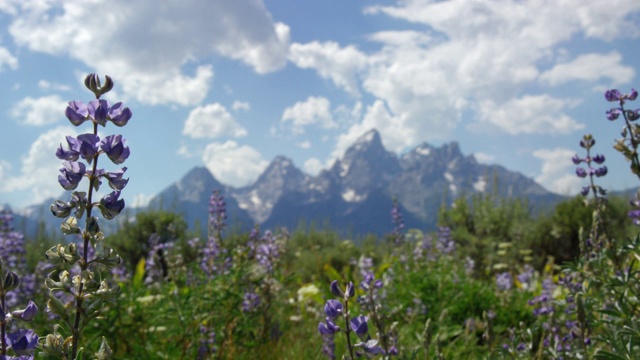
[45,74,131,359]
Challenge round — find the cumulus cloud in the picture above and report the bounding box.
[540,52,635,86]
[0,126,78,204]
[38,80,71,91]
[183,103,247,139]
[533,148,582,195]
[0,46,18,71]
[281,96,336,134]
[289,41,368,96]
[304,157,324,175]
[473,152,495,164]
[476,95,584,135]
[232,101,251,112]
[7,0,290,105]
[202,141,268,186]
[11,95,68,126]
[287,0,639,164]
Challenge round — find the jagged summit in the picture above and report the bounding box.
[79,128,565,236]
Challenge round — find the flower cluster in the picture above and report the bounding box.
[44,74,130,359]
[606,88,640,176]
[572,134,607,198]
[318,281,383,359]
[390,199,404,245]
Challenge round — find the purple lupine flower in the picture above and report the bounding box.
[87,99,109,126]
[571,154,582,164]
[592,154,605,164]
[356,339,384,356]
[241,291,260,313]
[606,108,621,120]
[56,136,81,161]
[627,109,640,121]
[58,161,86,190]
[495,272,513,291]
[575,168,587,178]
[605,89,622,102]
[320,332,336,360]
[65,100,90,126]
[517,264,534,290]
[330,280,343,298]
[390,199,404,245]
[107,102,133,127]
[595,166,607,177]
[11,300,37,322]
[104,167,129,190]
[324,299,343,319]
[100,134,130,165]
[77,133,101,162]
[255,230,280,274]
[98,191,125,220]
[209,190,227,234]
[436,227,455,255]
[318,317,340,335]
[197,325,216,360]
[350,315,369,338]
[5,329,38,355]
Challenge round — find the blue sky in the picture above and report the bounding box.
[0,0,639,210]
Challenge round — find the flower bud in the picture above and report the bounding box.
[2,270,20,292]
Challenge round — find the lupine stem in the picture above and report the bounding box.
[620,103,640,180]
[343,298,355,360]
[71,119,100,359]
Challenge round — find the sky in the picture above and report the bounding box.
[0,0,639,211]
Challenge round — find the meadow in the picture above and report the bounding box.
[1,76,640,359]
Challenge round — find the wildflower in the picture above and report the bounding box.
[104,167,129,190]
[100,134,130,165]
[58,161,86,190]
[11,300,37,322]
[350,315,369,338]
[324,299,343,319]
[77,133,101,162]
[98,191,125,220]
[496,272,513,291]
[107,102,132,127]
[318,317,340,335]
[5,329,38,355]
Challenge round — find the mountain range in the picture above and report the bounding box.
[146,129,563,237]
[4,129,568,239]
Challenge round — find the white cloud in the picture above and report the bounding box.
[286,0,639,159]
[7,0,290,105]
[131,193,153,208]
[473,152,495,164]
[38,80,71,91]
[177,145,193,158]
[304,157,324,175]
[183,103,247,139]
[281,96,336,134]
[1,126,78,204]
[11,95,68,126]
[540,52,635,86]
[202,141,268,186]
[533,148,582,195]
[289,41,368,96]
[477,95,584,135]
[332,99,421,160]
[0,46,18,71]
[0,159,12,191]
[232,101,251,112]
[297,140,311,149]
